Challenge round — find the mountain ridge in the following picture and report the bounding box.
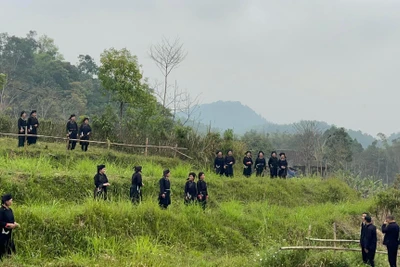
[186,101,398,148]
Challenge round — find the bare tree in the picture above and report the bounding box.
[293,121,322,175]
[149,37,187,109]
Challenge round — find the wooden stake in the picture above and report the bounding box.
[333,222,337,248]
[24,126,28,152]
[145,138,148,157]
[174,144,178,158]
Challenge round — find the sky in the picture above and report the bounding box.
[1,0,400,136]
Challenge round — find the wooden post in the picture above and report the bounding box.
[145,138,148,157]
[24,126,28,152]
[333,222,337,249]
[107,139,111,150]
[174,144,178,158]
[307,224,312,245]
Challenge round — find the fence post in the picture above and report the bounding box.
[107,139,111,150]
[307,224,312,245]
[333,222,337,250]
[24,126,28,151]
[174,144,178,158]
[145,138,148,157]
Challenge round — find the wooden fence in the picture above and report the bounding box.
[280,223,399,256]
[0,127,192,159]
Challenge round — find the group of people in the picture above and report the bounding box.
[214,150,292,178]
[360,212,400,267]
[17,110,39,147]
[17,112,92,152]
[93,165,209,210]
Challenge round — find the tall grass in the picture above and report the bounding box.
[0,137,389,266]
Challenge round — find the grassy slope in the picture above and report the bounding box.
[0,138,385,266]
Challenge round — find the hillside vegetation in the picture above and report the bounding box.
[0,138,389,266]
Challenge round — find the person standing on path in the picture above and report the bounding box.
[382,215,399,267]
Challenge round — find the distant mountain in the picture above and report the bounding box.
[185,101,378,148]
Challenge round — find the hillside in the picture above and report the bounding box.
[190,101,377,148]
[0,138,388,267]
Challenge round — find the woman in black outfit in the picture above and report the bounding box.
[17,111,27,147]
[79,118,92,152]
[243,151,253,177]
[278,153,288,178]
[27,110,39,145]
[254,151,267,177]
[94,165,110,200]
[131,166,144,204]
[184,172,197,205]
[214,151,225,176]
[66,114,78,150]
[224,150,235,177]
[268,151,279,178]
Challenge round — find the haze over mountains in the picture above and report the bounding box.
[188,101,400,148]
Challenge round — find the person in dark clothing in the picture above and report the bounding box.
[159,169,171,209]
[0,194,19,261]
[197,172,208,210]
[360,212,368,264]
[79,117,91,152]
[27,110,39,145]
[214,151,225,176]
[224,150,235,177]
[17,111,27,147]
[66,114,79,150]
[184,172,197,205]
[382,215,400,267]
[130,166,144,204]
[362,216,377,267]
[278,153,288,178]
[94,165,110,200]
[268,151,279,178]
[243,151,253,177]
[255,151,267,177]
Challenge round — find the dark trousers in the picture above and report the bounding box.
[159,192,171,209]
[270,168,278,178]
[198,198,207,210]
[0,236,15,261]
[387,245,398,267]
[278,169,287,178]
[18,136,25,147]
[80,136,89,151]
[366,249,376,267]
[68,133,77,150]
[215,168,224,176]
[256,168,264,177]
[225,166,234,177]
[27,133,37,145]
[130,186,141,204]
[94,187,107,200]
[361,246,368,263]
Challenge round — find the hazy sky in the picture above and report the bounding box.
[1,0,400,136]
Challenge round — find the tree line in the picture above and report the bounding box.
[0,31,399,184]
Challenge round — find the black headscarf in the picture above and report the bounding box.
[163,169,170,177]
[69,114,76,120]
[30,110,37,115]
[1,194,12,204]
[134,166,142,173]
[97,164,106,173]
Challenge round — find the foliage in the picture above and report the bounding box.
[98,48,142,119]
[0,138,388,266]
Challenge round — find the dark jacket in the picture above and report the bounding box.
[255,158,266,170]
[184,180,197,200]
[131,172,143,187]
[362,224,377,251]
[382,222,400,247]
[80,124,91,137]
[27,116,39,134]
[94,173,109,189]
[197,180,208,197]
[0,206,15,237]
[66,120,78,134]
[214,157,225,169]
[225,156,235,167]
[17,118,27,134]
[268,157,279,168]
[159,177,171,196]
[360,222,367,246]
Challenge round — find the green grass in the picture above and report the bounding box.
[0,138,390,266]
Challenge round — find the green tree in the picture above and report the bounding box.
[323,127,354,171]
[98,48,142,120]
